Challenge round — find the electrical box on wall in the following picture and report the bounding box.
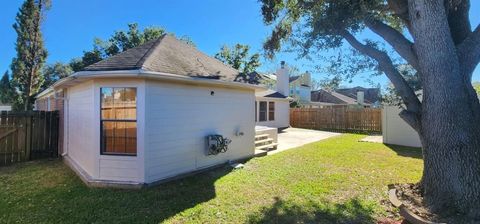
[206,135,232,156]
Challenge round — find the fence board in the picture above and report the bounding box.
[0,111,59,166]
[290,107,382,133]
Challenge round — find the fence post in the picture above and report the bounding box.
[25,115,32,160]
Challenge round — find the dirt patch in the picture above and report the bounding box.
[395,183,438,222]
[394,183,474,224]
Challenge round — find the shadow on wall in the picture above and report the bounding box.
[384,144,423,159]
[246,197,376,224]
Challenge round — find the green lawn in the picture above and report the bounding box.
[0,134,423,223]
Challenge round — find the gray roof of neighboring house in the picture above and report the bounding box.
[256,90,288,99]
[84,34,240,82]
[289,76,300,83]
[336,86,380,104]
[311,89,359,105]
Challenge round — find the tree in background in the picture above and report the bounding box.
[42,62,73,89]
[260,0,480,218]
[474,82,480,95]
[70,23,195,72]
[382,65,422,106]
[0,71,16,105]
[311,76,342,91]
[11,0,50,111]
[215,44,261,74]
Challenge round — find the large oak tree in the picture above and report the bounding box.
[259,0,480,218]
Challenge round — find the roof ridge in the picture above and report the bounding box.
[136,34,167,69]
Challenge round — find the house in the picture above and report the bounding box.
[310,87,380,108]
[289,72,312,103]
[35,35,267,187]
[253,62,291,129]
[229,63,292,129]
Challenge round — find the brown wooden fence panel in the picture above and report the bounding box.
[290,107,382,133]
[0,111,59,166]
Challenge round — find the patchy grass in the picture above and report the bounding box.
[0,134,422,223]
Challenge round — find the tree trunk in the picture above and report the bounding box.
[409,1,480,218]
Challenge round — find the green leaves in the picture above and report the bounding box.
[214,44,261,74]
[11,0,48,111]
[42,62,73,89]
[69,23,195,72]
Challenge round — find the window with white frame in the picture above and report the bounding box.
[100,87,137,156]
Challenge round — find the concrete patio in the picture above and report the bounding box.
[269,128,341,155]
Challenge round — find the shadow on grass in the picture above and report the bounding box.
[0,160,232,223]
[247,197,376,224]
[384,144,423,159]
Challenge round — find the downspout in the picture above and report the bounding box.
[53,92,68,157]
[60,97,68,157]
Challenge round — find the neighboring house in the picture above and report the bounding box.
[310,87,380,108]
[336,86,381,106]
[254,62,291,129]
[289,72,312,103]
[232,63,291,129]
[35,35,266,187]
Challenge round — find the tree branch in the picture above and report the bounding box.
[446,0,471,45]
[399,110,421,131]
[458,24,480,80]
[387,0,409,24]
[365,19,419,70]
[339,30,422,129]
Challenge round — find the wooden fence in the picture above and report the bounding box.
[0,111,59,166]
[290,107,382,133]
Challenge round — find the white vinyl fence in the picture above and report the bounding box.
[382,106,422,147]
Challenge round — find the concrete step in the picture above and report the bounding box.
[255,138,274,146]
[255,134,269,140]
[255,143,278,151]
[254,149,268,157]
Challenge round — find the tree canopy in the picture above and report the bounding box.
[42,62,73,89]
[0,71,16,105]
[214,44,261,74]
[70,23,195,72]
[473,82,480,95]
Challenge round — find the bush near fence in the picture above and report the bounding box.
[290,107,382,134]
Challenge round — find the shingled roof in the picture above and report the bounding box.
[84,35,240,82]
[255,90,288,99]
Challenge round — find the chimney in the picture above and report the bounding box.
[276,61,289,96]
[357,91,364,105]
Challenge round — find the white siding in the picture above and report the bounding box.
[65,81,96,177]
[382,106,422,147]
[255,99,290,128]
[65,79,146,183]
[144,80,255,183]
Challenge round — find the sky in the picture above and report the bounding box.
[1,0,479,89]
